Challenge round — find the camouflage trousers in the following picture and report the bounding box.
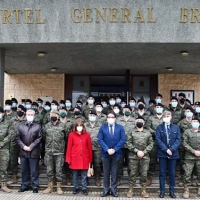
[129,157,150,186]
[183,159,200,186]
[148,145,157,175]
[0,150,9,182]
[10,154,19,175]
[45,153,64,182]
[93,150,101,180]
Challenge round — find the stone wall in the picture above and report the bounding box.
[158,74,200,105]
[4,73,64,103]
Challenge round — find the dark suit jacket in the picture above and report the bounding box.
[98,123,126,158]
[156,122,180,159]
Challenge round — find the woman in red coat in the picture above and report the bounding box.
[66,120,92,195]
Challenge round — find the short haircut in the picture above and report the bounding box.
[26,109,35,115]
[162,111,171,117]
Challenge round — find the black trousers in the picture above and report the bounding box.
[101,156,120,193]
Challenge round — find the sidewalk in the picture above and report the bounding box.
[0,190,199,200]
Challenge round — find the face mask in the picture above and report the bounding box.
[163,117,170,124]
[102,103,107,108]
[138,104,144,110]
[180,98,185,104]
[26,104,31,109]
[22,103,26,108]
[107,118,115,125]
[130,102,135,107]
[38,103,42,108]
[171,102,178,107]
[77,104,82,107]
[44,106,50,111]
[121,103,126,108]
[192,122,199,129]
[156,108,163,114]
[74,111,80,116]
[156,99,162,104]
[116,99,121,104]
[136,122,143,128]
[89,116,96,122]
[51,105,57,111]
[96,107,102,112]
[109,101,115,106]
[51,116,58,122]
[186,112,193,118]
[17,111,24,117]
[12,103,17,108]
[65,102,71,107]
[77,126,83,132]
[88,100,94,105]
[0,114,2,120]
[5,105,11,111]
[27,116,34,122]
[60,112,67,118]
[124,111,131,116]
[113,108,120,114]
[196,107,200,113]
[60,104,65,108]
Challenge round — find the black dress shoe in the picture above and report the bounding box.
[169,192,176,198]
[33,188,38,193]
[82,189,88,195]
[73,188,79,194]
[111,192,118,197]
[18,188,29,192]
[159,192,165,198]
[101,191,110,197]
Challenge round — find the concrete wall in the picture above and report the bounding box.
[158,74,200,105]
[1,0,200,43]
[4,73,64,103]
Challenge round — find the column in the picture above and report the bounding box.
[0,49,5,107]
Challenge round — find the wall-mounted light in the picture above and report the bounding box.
[51,68,57,72]
[38,52,45,57]
[181,51,188,56]
[166,67,173,71]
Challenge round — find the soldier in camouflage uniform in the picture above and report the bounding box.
[145,103,164,186]
[7,105,26,184]
[71,105,86,124]
[194,102,200,119]
[4,99,16,122]
[129,97,137,116]
[101,99,109,115]
[84,109,102,186]
[113,104,122,119]
[0,107,12,193]
[82,95,96,120]
[65,98,74,118]
[95,102,107,125]
[43,110,68,195]
[126,116,153,198]
[182,117,200,198]
[116,105,136,185]
[31,102,43,124]
[36,98,46,117]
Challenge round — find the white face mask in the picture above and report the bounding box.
[113,108,120,114]
[5,105,11,111]
[51,105,57,111]
[96,107,102,112]
[88,100,94,105]
[163,117,170,124]
[0,113,2,120]
[27,116,34,122]
[77,126,83,132]
[107,118,115,125]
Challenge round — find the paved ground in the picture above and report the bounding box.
[0,190,199,200]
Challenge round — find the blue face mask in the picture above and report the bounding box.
[186,112,193,118]
[102,103,107,108]
[88,100,94,105]
[12,103,17,108]
[156,99,162,104]
[22,103,26,108]
[171,102,178,107]
[89,116,96,122]
[38,103,42,108]
[5,105,11,111]
[156,107,163,114]
[65,103,71,107]
[116,99,121,104]
[192,122,199,129]
[129,102,135,107]
[60,104,65,108]
[26,104,31,109]
[121,103,126,108]
[44,106,50,111]
[196,107,200,113]
[51,105,57,111]
[109,101,115,106]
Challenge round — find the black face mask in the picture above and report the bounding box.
[138,104,144,110]
[51,116,57,122]
[136,122,143,128]
[180,98,185,104]
[17,111,24,117]
[74,111,80,116]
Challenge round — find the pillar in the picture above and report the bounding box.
[0,49,5,107]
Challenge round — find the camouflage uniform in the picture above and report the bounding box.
[96,113,107,125]
[167,105,183,124]
[70,114,85,124]
[0,119,10,182]
[43,111,51,125]
[84,121,101,184]
[43,121,69,182]
[66,108,74,118]
[133,109,151,122]
[146,115,163,176]
[127,128,153,186]
[182,128,200,186]
[82,105,95,120]
[38,108,46,118]
[34,112,43,124]
[4,111,16,123]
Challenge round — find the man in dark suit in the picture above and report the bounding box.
[156,110,180,198]
[98,110,126,197]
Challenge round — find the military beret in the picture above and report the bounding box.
[87,94,94,98]
[113,104,121,109]
[178,92,186,98]
[109,96,116,100]
[5,99,12,105]
[137,99,145,104]
[185,105,195,113]
[95,102,103,107]
[89,109,97,115]
[76,100,83,104]
[129,97,136,102]
[51,100,58,106]
[32,102,39,107]
[149,99,156,104]
[66,98,72,102]
[25,99,32,104]
[0,107,4,113]
[106,110,116,117]
[101,99,108,103]
[171,96,178,101]
[11,98,18,103]
[50,110,60,115]
[156,93,163,98]
[36,98,43,102]
[45,101,51,106]
[123,105,132,110]
[136,116,145,121]
[75,105,82,111]
[155,103,164,108]
[60,100,65,104]
[195,102,200,106]
[18,104,26,112]
[192,116,200,122]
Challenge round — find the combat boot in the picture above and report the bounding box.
[183,185,189,199]
[43,181,54,194]
[190,174,197,187]
[141,185,149,198]
[198,186,200,196]
[56,182,64,195]
[1,181,12,193]
[127,184,134,198]
[7,174,17,185]
[146,174,153,186]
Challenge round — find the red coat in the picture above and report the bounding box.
[66,131,92,170]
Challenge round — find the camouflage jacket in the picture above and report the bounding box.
[133,109,151,122]
[84,121,101,150]
[0,119,11,150]
[34,113,43,125]
[4,111,16,123]
[82,105,95,119]
[127,127,153,159]
[96,113,107,125]
[167,105,183,124]
[182,128,200,159]
[43,121,69,155]
[70,114,86,124]
[42,111,50,125]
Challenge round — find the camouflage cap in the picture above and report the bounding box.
[50,110,60,115]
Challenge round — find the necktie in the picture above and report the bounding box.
[166,125,170,144]
[110,125,113,138]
